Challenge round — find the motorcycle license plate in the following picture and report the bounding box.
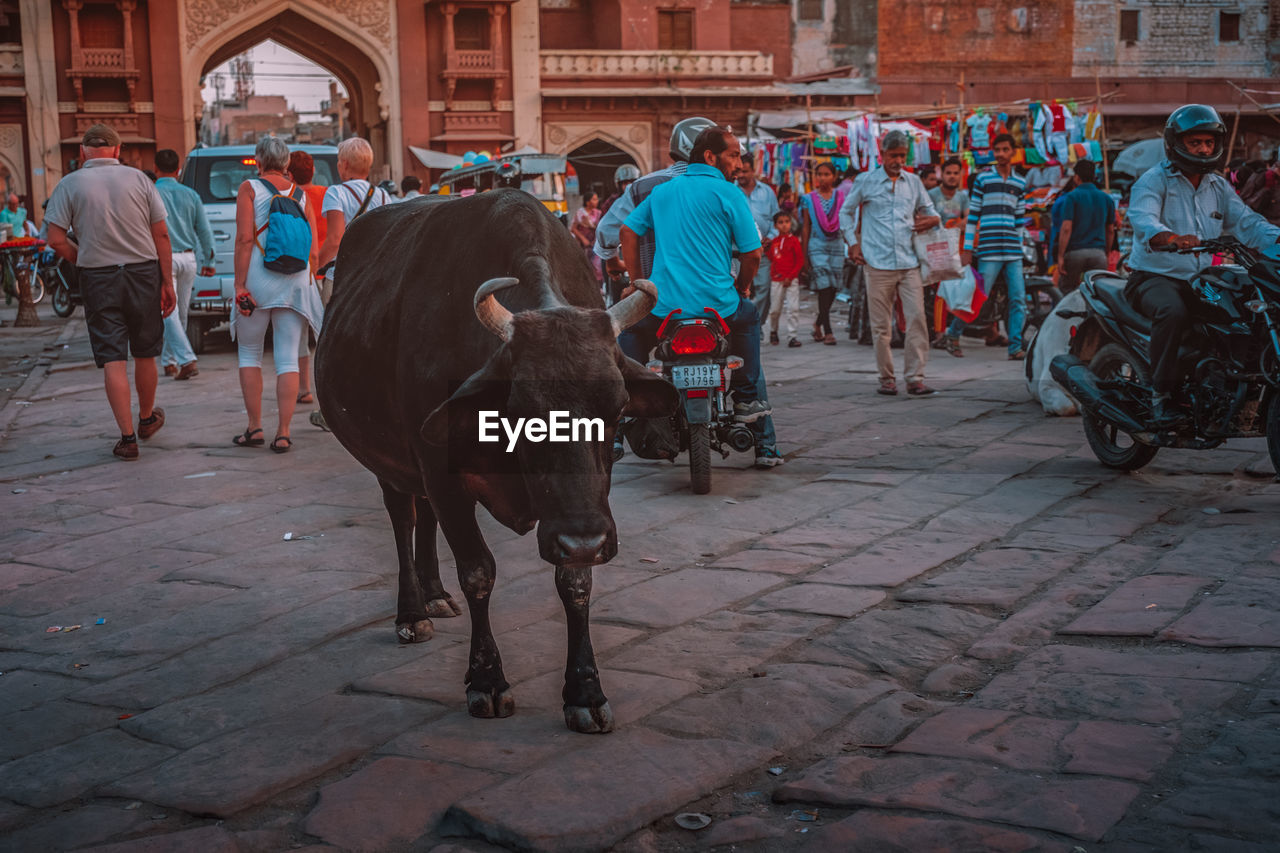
[670,364,720,389]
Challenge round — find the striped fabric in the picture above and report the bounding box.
[963,168,1027,261]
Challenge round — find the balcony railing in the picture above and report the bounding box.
[540,50,773,79]
[454,50,498,72]
[78,47,127,72]
[0,44,22,77]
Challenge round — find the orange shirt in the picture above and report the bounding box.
[302,184,328,250]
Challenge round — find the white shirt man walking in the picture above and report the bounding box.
[839,130,941,396]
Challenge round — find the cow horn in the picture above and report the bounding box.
[474,277,520,340]
[608,278,657,335]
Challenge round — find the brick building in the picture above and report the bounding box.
[0,0,1275,215]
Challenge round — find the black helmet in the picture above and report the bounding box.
[495,161,521,188]
[669,116,716,163]
[1163,105,1227,175]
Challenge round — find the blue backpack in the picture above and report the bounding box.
[253,178,311,274]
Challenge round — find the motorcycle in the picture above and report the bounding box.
[38,249,79,318]
[647,309,755,494]
[1051,237,1280,473]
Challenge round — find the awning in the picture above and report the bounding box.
[409,145,464,169]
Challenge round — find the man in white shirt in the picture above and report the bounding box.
[312,137,392,431]
[317,137,393,272]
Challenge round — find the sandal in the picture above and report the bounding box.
[233,428,265,447]
[297,391,314,404]
[270,435,293,454]
[812,322,824,342]
[823,333,837,346]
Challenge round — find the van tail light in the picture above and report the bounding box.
[196,289,220,298]
[670,325,718,355]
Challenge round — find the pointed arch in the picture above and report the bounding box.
[181,0,402,177]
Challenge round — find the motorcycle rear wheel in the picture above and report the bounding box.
[1267,393,1280,478]
[688,423,711,495]
[50,280,73,317]
[1082,343,1160,471]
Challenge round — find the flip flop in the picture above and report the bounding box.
[233,428,265,447]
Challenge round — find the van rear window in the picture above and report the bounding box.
[186,156,337,202]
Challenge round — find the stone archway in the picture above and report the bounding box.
[181,0,402,177]
[544,123,652,175]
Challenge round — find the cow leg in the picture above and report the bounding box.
[412,495,463,618]
[380,480,434,645]
[556,564,614,734]
[434,497,514,719]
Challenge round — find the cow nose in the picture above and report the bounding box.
[554,532,610,565]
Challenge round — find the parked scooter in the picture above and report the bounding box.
[1051,237,1280,472]
[39,249,80,318]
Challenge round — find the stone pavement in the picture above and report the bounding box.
[1,299,1277,853]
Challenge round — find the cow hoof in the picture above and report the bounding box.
[564,702,615,734]
[467,688,516,719]
[396,619,434,644]
[427,595,463,618]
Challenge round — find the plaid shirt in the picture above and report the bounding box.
[963,167,1027,261]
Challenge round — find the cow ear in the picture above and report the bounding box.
[421,354,510,447]
[619,354,680,418]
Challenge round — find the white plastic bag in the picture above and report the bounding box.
[914,226,962,284]
[937,267,977,314]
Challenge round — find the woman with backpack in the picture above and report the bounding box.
[230,135,323,454]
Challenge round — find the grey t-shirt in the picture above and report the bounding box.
[929,186,969,226]
[44,158,167,268]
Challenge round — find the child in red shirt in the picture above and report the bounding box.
[766,211,804,347]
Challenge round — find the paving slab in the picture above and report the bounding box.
[806,811,1072,853]
[1157,572,1280,647]
[895,547,1078,607]
[1060,574,1213,637]
[800,604,999,680]
[440,728,773,853]
[593,567,783,628]
[774,754,1140,841]
[808,530,992,587]
[301,757,501,853]
[102,693,441,817]
[744,582,885,617]
[892,706,1178,781]
[0,802,149,853]
[80,826,242,853]
[647,663,895,751]
[602,610,826,684]
[378,710,593,775]
[0,728,177,808]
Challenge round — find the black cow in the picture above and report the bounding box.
[315,190,677,733]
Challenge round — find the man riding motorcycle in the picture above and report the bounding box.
[1127,104,1280,425]
[600,118,782,467]
[617,126,775,464]
[595,116,716,281]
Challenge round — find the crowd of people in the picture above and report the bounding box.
[38,125,399,459]
[33,104,1279,466]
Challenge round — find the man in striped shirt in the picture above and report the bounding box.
[960,133,1029,359]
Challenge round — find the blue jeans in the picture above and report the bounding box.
[161,307,197,367]
[619,296,763,405]
[980,258,1025,354]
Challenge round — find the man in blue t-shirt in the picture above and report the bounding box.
[1053,159,1116,293]
[619,126,770,424]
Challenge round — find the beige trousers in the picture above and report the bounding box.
[865,266,929,384]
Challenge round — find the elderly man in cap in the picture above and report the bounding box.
[44,123,177,460]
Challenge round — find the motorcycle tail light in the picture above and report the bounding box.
[685,389,709,398]
[670,324,718,355]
